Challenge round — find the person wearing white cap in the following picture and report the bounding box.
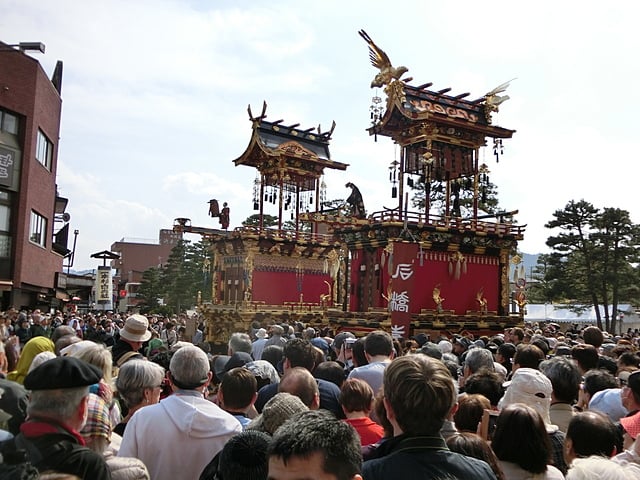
[438,339,453,354]
[499,367,568,475]
[252,328,268,361]
[111,314,152,367]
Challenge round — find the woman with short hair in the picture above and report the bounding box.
[114,359,165,436]
[491,403,564,480]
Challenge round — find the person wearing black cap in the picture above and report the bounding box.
[452,336,472,359]
[0,356,110,479]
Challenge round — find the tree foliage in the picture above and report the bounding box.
[138,239,211,314]
[410,178,501,217]
[137,266,163,313]
[242,214,278,228]
[538,199,640,332]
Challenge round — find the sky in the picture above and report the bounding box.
[2,0,639,272]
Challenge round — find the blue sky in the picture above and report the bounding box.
[2,1,639,271]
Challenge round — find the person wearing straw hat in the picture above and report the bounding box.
[111,314,152,367]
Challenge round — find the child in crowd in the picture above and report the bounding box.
[339,378,384,446]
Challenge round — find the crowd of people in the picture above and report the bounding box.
[1,308,640,479]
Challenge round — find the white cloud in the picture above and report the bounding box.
[3,0,640,271]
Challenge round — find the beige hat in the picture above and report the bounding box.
[247,393,307,435]
[120,314,152,343]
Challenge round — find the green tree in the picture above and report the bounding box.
[242,214,278,228]
[320,198,348,215]
[160,239,208,313]
[137,266,163,313]
[543,200,640,332]
[591,208,640,332]
[410,178,500,217]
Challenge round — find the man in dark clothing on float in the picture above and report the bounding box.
[1,356,111,479]
[362,355,496,479]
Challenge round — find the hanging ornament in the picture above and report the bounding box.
[320,177,327,208]
[252,174,261,211]
[369,93,384,142]
[493,138,504,163]
[448,251,467,280]
[389,159,399,199]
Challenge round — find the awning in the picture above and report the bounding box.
[0,280,13,292]
[55,289,69,301]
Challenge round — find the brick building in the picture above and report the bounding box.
[110,229,181,311]
[0,42,71,310]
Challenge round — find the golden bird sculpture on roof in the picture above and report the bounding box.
[358,29,409,88]
[482,78,515,123]
[484,79,515,115]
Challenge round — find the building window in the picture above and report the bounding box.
[0,191,11,259]
[36,129,52,170]
[0,204,9,232]
[29,210,47,247]
[0,111,18,135]
[0,234,10,257]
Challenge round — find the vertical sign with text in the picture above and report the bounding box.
[96,266,113,309]
[0,145,15,188]
[388,242,419,339]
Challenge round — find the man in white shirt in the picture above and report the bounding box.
[119,345,241,480]
[348,330,394,397]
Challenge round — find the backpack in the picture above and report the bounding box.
[0,434,76,480]
[0,438,39,480]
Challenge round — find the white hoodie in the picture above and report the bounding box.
[119,393,242,480]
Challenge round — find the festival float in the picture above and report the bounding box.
[173,30,526,346]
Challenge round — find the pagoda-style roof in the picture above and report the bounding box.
[233,103,348,192]
[370,81,515,145]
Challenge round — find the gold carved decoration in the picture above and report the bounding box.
[275,141,318,160]
[358,29,409,89]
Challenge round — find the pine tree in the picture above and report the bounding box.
[409,178,501,217]
[543,200,640,332]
